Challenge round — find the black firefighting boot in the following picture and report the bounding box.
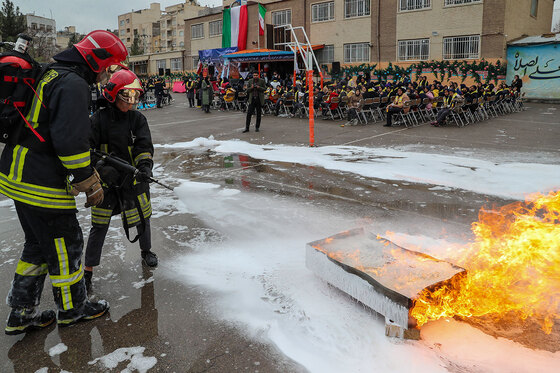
[84,270,93,293]
[57,300,109,327]
[5,307,56,335]
[141,250,158,267]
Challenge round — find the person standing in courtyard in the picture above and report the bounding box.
[1,30,127,334]
[201,76,213,113]
[84,69,157,292]
[244,71,266,133]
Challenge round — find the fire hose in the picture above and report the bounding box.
[91,149,174,191]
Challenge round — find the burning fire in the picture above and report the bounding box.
[411,191,560,333]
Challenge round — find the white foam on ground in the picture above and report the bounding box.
[157,138,560,200]
[167,180,560,373]
[48,342,68,357]
[88,346,156,373]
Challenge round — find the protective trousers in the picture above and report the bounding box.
[85,218,152,268]
[245,98,262,130]
[7,202,86,312]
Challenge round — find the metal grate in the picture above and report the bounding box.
[344,43,370,63]
[443,35,480,59]
[312,1,335,22]
[398,38,430,61]
[344,0,371,18]
[191,23,204,39]
[209,20,222,37]
[272,9,292,25]
[318,44,335,64]
[399,0,431,11]
[444,0,482,6]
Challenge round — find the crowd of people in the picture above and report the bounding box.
[140,70,524,129]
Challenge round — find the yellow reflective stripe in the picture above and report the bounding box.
[92,207,112,216]
[50,265,83,287]
[134,152,152,164]
[62,286,73,310]
[25,78,48,126]
[128,146,134,166]
[0,171,73,198]
[54,238,69,276]
[92,217,111,225]
[100,144,108,153]
[8,145,28,182]
[0,180,77,210]
[15,260,48,276]
[58,152,91,170]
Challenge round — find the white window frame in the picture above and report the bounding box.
[171,58,182,71]
[443,35,480,60]
[312,1,335,23]
[156,59,167,70]
[398,0,431,12]
[344,0,371,19]
[192,56,199,69]
[271,9,292,26]
[343,43,370,63]
[318,44,335,64]
[209,20,222,37]
[444,0,482,6]
[191,23,204,40]
[398,38,430,61]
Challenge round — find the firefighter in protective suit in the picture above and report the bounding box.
[84,69,157,291]
[1,30,128,335]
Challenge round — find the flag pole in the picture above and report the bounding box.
[257,1,260,50]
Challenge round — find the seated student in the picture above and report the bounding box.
[344,88,363,126]
[431,89,456,127]
[384,87,409,127]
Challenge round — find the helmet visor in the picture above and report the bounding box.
[117,89,141,104]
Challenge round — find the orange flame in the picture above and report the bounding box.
[411,191,560,333]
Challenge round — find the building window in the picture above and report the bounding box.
[312,2,335,22]
[317,44,335,64]
[530,0,538,17]
[180,41,184,47]
[443,35,480,59]
[209,20,222,37]
[126,19,130,23]
[399,0,430,11]
[120,20,124,26]
[156,60,167,69]
[120,29,125,36]
[171,58,182,71]
[192,56,199,68]
[344,0,370,18]
[272,9,292,25]
[344,43,369,63]
[179,30,184,37]
[398,38,430,61]
[191,23,204,39]
[444,0,482,6]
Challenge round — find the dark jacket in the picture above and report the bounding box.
[89,105,154,227]
[0,64,95,212]
[246,78,266,105]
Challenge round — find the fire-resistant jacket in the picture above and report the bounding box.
[89,104,153,228]
[0,64,95,211]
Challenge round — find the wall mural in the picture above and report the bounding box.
[506,43,560,99]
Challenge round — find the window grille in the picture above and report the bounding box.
[318,45,335,64]
[399,0,430,11]
[272,9,292,25]
[398,39,430,61]
[171,58,182,71]
[443,35,480,59]
[344,0,371,18]
[209,20,222,37]
[191,23,204,39]
[444,0,482,6]
[156,60,166,69]
[312,2,335,22]
[344,43,370,63]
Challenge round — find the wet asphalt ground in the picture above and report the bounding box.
[0,97,558,372]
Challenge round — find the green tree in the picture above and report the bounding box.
[0,0,26,42]
[130,35,144,56]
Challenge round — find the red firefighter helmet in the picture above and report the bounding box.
[103,69,144,104]
[73,30,128,73]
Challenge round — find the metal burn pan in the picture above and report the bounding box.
[306,227,466,339]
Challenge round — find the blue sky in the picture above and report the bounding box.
[15,0,222,34]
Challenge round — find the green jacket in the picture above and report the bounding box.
[246,78,266,105]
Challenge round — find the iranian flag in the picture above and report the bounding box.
[258,4,266,36]
[222,5,248,50]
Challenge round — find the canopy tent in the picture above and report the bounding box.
[198,47,239,63]
[222,45,324,63]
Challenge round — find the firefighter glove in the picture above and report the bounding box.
[71,169,104,207]
[136,164,152,183]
